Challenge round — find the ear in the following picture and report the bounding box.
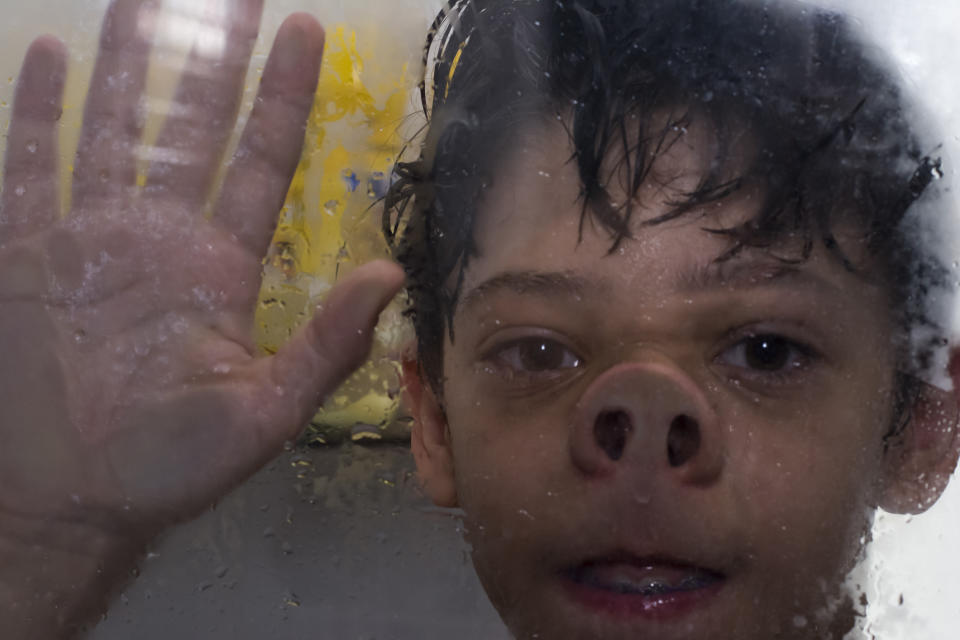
[402,357,458,508]
[879,349,960,514]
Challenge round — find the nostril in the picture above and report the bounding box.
[667,414,701,467]
[594,409,632,461]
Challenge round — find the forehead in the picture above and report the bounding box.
[466,119,845,284]
[455,116,889,332]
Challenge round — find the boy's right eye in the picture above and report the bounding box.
[486,337,583,376]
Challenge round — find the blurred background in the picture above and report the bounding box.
[0,0,957,637]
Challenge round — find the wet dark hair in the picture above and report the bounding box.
[382,0,947,415]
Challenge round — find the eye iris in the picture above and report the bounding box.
[518,340,567,371]
[744,335,790,370]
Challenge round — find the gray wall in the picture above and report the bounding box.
[92,444,510,639]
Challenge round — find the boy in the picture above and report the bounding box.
[383,1,960,637]
[0,1,956,639]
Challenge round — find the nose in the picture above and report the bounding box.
[570,359,724,485]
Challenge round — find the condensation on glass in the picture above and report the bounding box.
[0,1,957,639]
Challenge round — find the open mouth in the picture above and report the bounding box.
[563,556,726,619]
[570,560,723,596]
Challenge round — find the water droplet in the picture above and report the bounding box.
[25,140,38,153]
[212,363,231,374]
[13,185,25,197]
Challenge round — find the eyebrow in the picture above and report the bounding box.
[458,270,597,315]
[675,258,840,295]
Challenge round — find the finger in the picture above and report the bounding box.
[72,0,159,209]
[143,0,263,204]
[250,260,405,444]
[1,36,67,239]
[211,13,324,257]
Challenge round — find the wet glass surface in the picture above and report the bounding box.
[0,1,958,638]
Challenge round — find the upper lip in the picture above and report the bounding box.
[571,548,729,572]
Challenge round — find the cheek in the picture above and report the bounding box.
[727,387,890,593]
[445,385,572,519]
[441,395,573,616]
[442,374,579,551]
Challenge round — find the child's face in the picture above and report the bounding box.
[409,118,940,639]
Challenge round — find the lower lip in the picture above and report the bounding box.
[562,574,725,621]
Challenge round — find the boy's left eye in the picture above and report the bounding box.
[719,333,812,376]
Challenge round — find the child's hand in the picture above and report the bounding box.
[0,0,402,632]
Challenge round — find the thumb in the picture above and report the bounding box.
[262,259,406,439]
